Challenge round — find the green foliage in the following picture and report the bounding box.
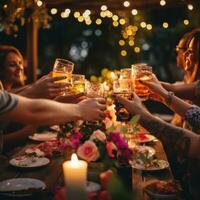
[0,0,51,35]
[107,174,132,200]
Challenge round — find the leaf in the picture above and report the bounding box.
[107,174,132,200]
[120,125,128,135]
[130,115,140,128]
[107,125,116,133]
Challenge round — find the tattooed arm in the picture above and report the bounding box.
[116,94,200,160]
[140,112,200,160]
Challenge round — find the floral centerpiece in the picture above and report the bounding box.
[55,102,140,168]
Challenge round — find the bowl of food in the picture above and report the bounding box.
[144,180,179,199]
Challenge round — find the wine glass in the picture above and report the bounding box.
[131,63,152,101]
[71,74,85,94]
[52,58,74,95]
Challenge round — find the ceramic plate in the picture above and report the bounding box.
[144,181,178,199]
[132,134,156,143]
[29,132,57,142]
[86,181,101,192]
[130,160,169,171]
[9,156,50,168]
[131,145,156,157]
[0,178,46,197]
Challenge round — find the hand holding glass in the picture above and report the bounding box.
[132,64,152,101]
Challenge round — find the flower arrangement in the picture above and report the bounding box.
[55,104,140,167]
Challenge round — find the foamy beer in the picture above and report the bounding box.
[52,58,74,95]
[71,74,85,94]
[131,63,152,101]
[113,71,133,121]
[53,58,74,84]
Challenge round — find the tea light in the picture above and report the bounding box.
[63,153,88,200]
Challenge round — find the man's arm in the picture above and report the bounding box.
[0,93,105,125]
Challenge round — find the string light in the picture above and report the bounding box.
[128,40,134,46]
[37,0,43,7]
[51,8,57,15]
[100,11,106,18]
[140,22,147,28]
[183,19,189,25]
[96,18,102,25]
[3,4,7,9]
[121,50,127,56]
[65,9,71,15]
[187,4,194,10]
[78,16,84,22]
[131,9,138,16]
[113,21,119,27]
[133,26,138,31]
[160,0,166,6]
[134,47,140,53]
[83,9,91,18]
[163,22,169,28]
[106,10,113,18]
[74,11,80,18]
[101,5,107,11]
[146,24,153,30]
[85,20,92,25]
[119,18,126,25]
[112,15,119,21]
[123,1,130,7]
[119,40,125,46]
[61,11,69,18]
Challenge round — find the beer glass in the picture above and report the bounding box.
[71,74,85,94]
[113,79,132,121]
[85,82,104,98]
[131,63,152,101]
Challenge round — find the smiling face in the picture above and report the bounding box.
[176,39,187,69]
[184,37,197,72]
[3,52,24,87]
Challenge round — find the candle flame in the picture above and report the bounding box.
[71,153,78,163]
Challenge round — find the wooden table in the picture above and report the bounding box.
[132,140,174,199]
[0,140,174,200]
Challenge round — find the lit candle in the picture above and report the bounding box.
[63,153,88,200]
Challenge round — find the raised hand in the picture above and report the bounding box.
[78,98,106,121]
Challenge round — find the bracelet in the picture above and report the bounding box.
[166,91,174,105]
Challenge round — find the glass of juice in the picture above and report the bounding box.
[131,63,152,101]
[52,58,74,95]
[71,74,85,94]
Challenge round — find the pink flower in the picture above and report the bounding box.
[77,141,100,162]
[106,142,117,158]
[90,129,107,142]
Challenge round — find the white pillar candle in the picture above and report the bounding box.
[63,153,88,200]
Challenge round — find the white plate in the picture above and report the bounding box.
[130,160,169,171]
[131,145,156,158]
[132,134,156,143]
[86,181,101,193]
[29,132,57,142]
[9,156,50,168]
[0,178,46,197]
